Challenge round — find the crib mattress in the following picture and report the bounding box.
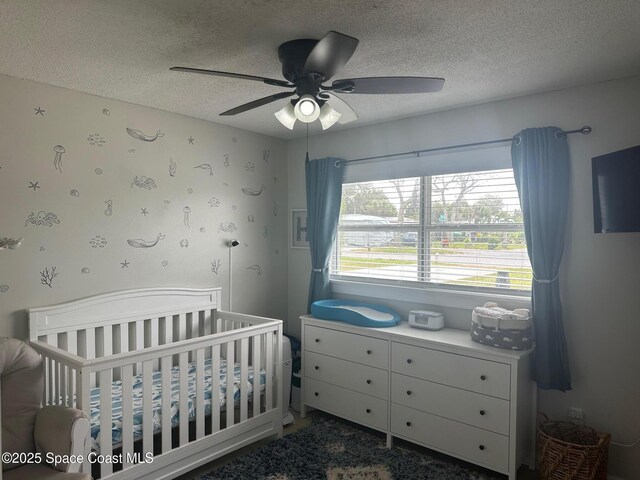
[89,357,266,452]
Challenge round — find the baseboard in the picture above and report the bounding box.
[608,475,625,480]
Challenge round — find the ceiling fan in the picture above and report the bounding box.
[171,31,444,130]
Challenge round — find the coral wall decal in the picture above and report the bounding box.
[40,267,58,288]
[211,260,222,275]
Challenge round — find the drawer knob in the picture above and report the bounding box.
[366,379,372,384]
[314,366,319,370]
[366,349,372,355]
[366,408,371,414]
[480,374,487,381]
[406,421,412,427]
[479,445,485,451]
[406,390,412,396]
[480,410,486,416]
[315,338,320,343]
[314,392,319,397]
[406,358,413,364]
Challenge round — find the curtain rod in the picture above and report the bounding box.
[337,125,592,166]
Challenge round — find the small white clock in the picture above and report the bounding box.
[408,310,444,330]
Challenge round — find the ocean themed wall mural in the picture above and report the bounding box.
[0,73,287,339]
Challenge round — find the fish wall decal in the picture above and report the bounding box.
[126,128,165,142]
[127,233,166,248]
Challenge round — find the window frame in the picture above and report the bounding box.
[330,170,532,305]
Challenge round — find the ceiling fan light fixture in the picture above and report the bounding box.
[293,94,320,123]
[274,102,297,130]
[319,103,342,130]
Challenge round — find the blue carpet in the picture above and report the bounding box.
[194,415,503,480]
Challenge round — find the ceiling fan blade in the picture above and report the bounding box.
[303,31,359,81]
[331,76,445,94]
[220,91,295,116]
[323,93,358,124]
[170,67,292,88]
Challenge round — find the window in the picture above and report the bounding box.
[331,168,532,294]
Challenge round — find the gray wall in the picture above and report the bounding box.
[287,75,640,479]
[0,74,288,340]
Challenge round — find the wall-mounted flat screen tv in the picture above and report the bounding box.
[592,144,640,233]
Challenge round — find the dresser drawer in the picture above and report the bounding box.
[305,351,388,399]
[391,373,509,435]
[305,325,388,369]
[391,342,510,400]
[391,403,509,472]
[305,378,388,431]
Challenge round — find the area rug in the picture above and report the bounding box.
[193,415,502,480]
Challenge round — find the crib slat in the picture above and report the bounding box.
[78,366,91,475]
[66,330,77,354]
[252,335,261,417]
[55,361,61,405]
[240,337,248,422]
[122,364,134,470]
[142,360,153,456]
[99,368,113,477]
[179,351,189,446]
[60,335,69,407]
[103,325,113,357]
[161,356,172,453]
[135,320,144,375]
[226,341,235,429]
[47,357,54,404]
[211,344,221,433]
[195,348,205,439]
[265,332,273,411]
[47,333,58,348]
[149,318,159,369]
[85,328,96,359]
[119,323,130,353]
[85,328,96,387]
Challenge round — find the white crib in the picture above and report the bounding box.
[28,287,283,480]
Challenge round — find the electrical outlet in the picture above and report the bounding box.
[568,407,584,420]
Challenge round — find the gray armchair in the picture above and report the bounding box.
[0,338,91,480]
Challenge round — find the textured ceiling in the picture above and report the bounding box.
[1,0,639,139]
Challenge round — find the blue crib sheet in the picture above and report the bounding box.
[89,357,266,452]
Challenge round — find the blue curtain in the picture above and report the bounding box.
[511,127,572,391]
[305,157,344,312]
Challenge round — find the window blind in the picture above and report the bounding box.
[331,168,532,293]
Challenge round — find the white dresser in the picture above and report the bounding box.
[300,315,535,480]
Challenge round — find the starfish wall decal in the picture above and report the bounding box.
[34,107,45,116]
[28,181,40,191]
[120,260,130,268]
[187,136,194,144]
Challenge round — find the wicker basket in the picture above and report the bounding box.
[537,414,610,480]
